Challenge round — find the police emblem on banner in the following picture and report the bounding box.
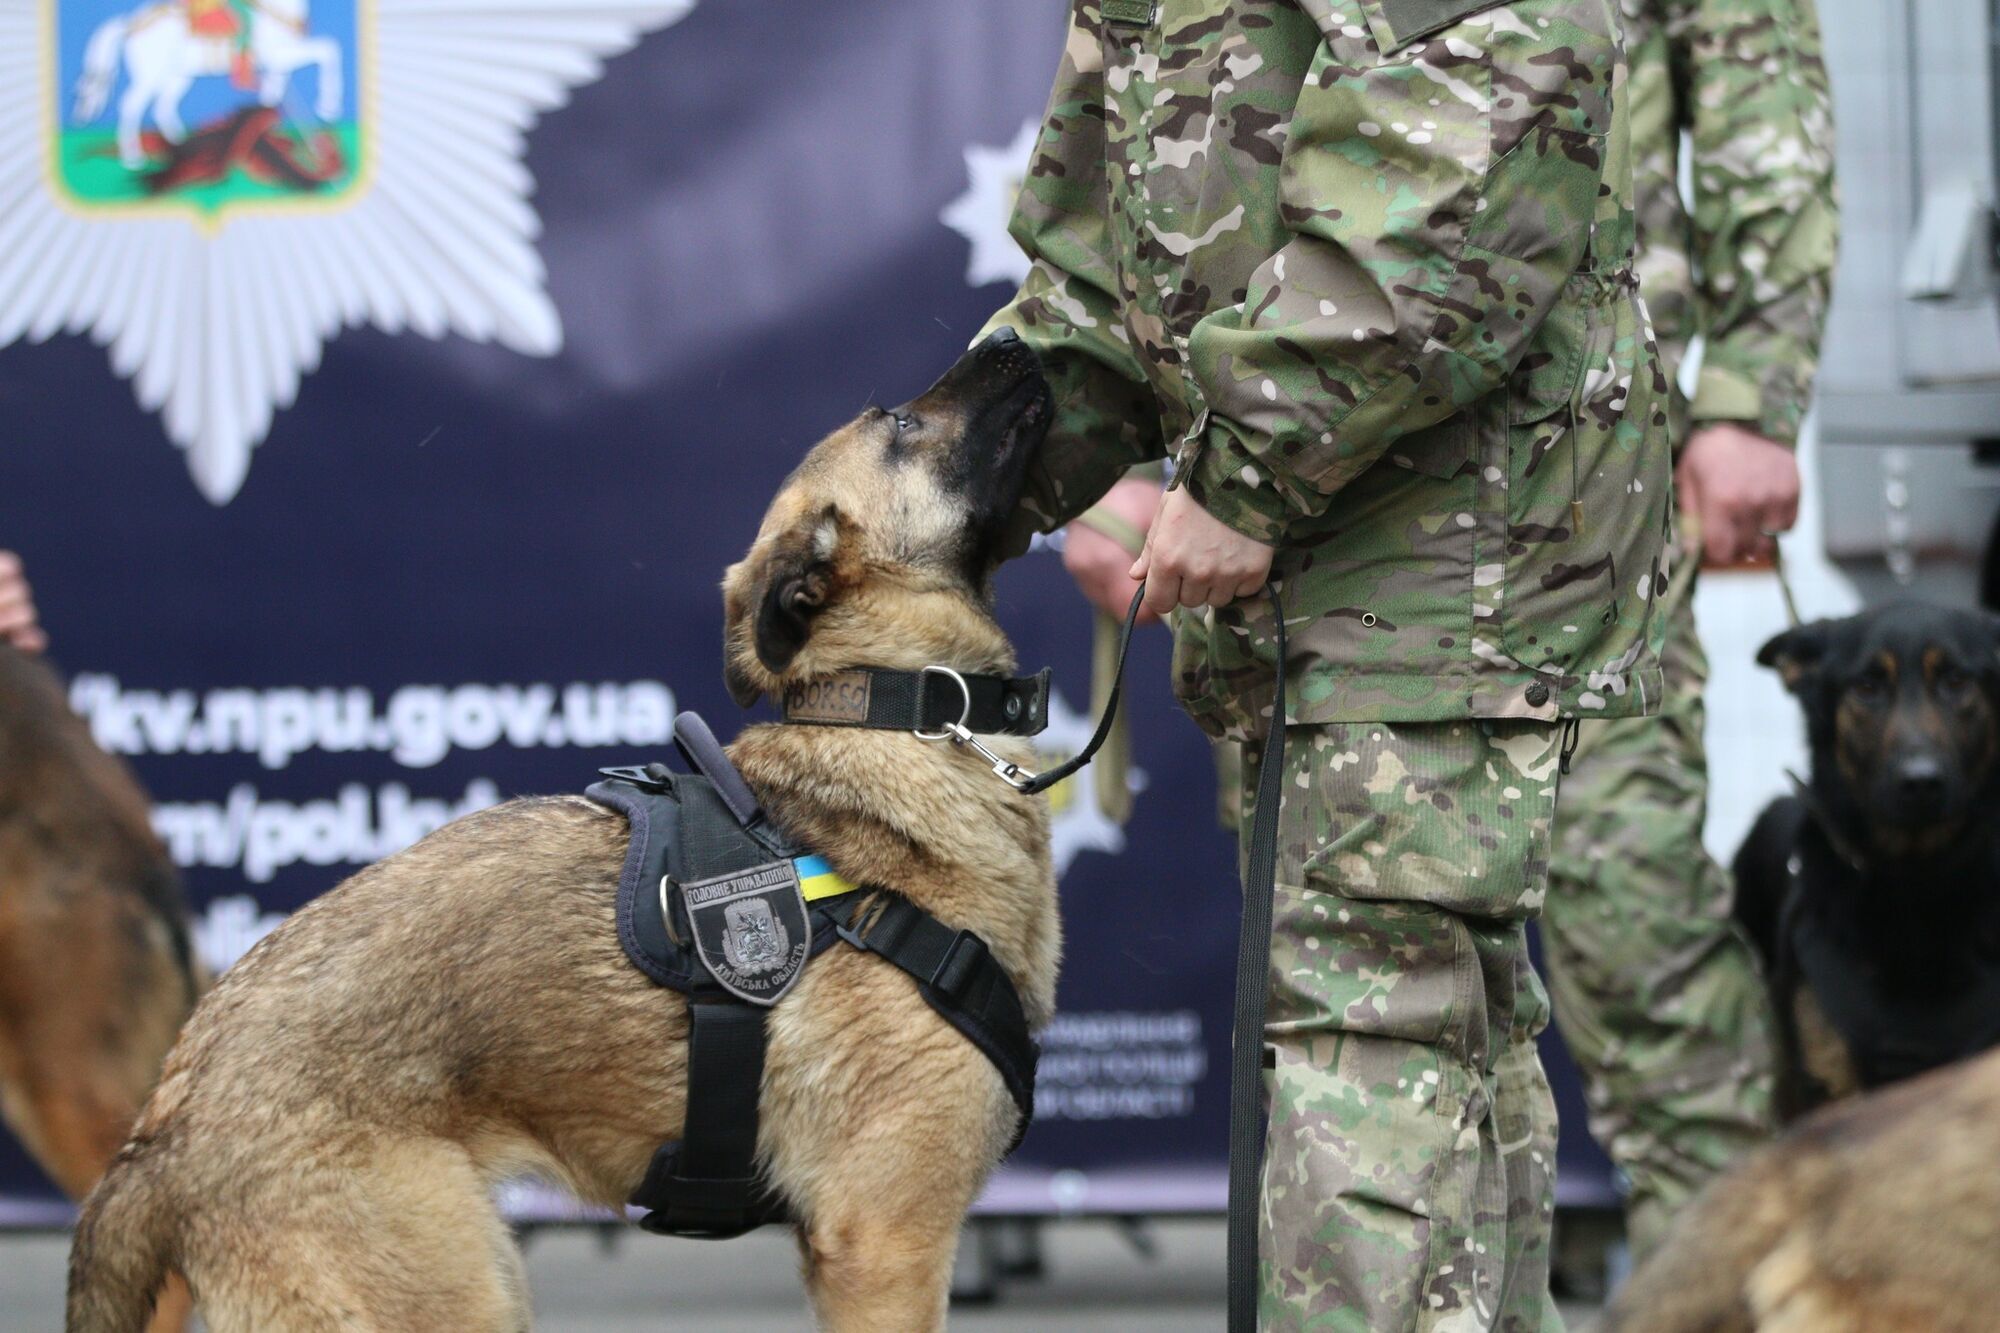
[681,861,810,1006]
[2,0,696,504]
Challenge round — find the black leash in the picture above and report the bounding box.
[1015,585,1149,796]
[1227,588,1285,1333]
[1021,580,1289,1331]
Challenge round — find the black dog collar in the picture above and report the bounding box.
[780,666,1051,737]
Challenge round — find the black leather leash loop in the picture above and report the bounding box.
[1227,585,1286,1333]
[1017,585,1148,797]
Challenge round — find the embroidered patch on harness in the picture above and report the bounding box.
[783,671,873,725]
[683,861,811,1005]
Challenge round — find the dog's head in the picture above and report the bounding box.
[721,330,1051,706]
[1759,604,2000,847]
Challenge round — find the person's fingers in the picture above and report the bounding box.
[1232,574,1267,603]
[9,627,45,654]
[1106,575,1145,620]
[1729,506,1760,566]
[1178,577,1215,609]
[1140,567,1179,619]
[1765,490,1800,535]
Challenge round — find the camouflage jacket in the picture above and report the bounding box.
[1624,0,1837,447]
[986,0,1671,735]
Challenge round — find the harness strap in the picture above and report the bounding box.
[1227,586,1287,1333]
[781,665,1051,736]
[631,1000,783,1239]
[822,893,1039,1146]
[674,712,765,828]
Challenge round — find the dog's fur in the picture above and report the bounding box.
[1732,603,2000,1120]
[0,645,202,1333]
[1600,1045,2000,1332]
[66,331,1061,1333]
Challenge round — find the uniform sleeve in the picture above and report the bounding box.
[1178,22,1616,543]
[981,6,1165,547]
[1675,0,1838,445]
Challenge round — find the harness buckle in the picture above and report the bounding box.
[915,665,1041,792]
[930,929,989,1003]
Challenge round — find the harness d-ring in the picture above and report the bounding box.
[915,664,1039,791]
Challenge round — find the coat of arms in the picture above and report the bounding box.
[681,860,810,1006]
[3,0,696,502]
[55,0,361,214]
[721,898,789,975]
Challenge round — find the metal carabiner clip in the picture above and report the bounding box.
[914,665,1040,792]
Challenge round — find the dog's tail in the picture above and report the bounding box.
[66,1149,175,1333]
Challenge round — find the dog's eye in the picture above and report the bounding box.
[892,412,916,434]
[1940,667,1975,696]
[1854,674,1888,701]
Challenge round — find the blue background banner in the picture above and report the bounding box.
[0,0,1613,1220]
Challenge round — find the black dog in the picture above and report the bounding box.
[1734,602,2000,1121]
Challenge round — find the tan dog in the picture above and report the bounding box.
[1601,1045,2000,1332]
[67,330,1062,1332]
[0,645,202,1333]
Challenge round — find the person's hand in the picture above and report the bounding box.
[1131,487,1274,620]
[1064,476,1163,625]
[1676,423,1801,567]
[0,552,46,653]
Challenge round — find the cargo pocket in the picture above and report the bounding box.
[1498,286,1620,675]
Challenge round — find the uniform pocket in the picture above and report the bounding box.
[1496,286,1647,676]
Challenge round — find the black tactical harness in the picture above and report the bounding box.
[586,710,1039,1239]
[582,580,1287,1333]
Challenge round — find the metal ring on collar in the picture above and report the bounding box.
[913,665,973,741]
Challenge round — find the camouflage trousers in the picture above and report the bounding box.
[1540,560,1775,1260]
[1246,719,1566,1332]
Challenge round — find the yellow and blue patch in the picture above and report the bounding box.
[792,855,857,902]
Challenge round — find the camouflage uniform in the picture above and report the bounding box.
[985,0,1671,1324]
[1538,0,1836,1261]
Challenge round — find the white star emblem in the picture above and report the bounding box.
[2,0,696,503]
[939,117,1039,289]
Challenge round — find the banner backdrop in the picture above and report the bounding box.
[0,0,1614,1220]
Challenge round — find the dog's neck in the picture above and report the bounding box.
[724,720,1058,1027]
[1798,776,2000,990]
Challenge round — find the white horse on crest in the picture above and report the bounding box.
[72,0,343,170]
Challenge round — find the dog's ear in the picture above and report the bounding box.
[1757,620,1834,694]
[723,504,857,704]
[753,504,852,672]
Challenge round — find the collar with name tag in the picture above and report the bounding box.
[780,666,1050,737]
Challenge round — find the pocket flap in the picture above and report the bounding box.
[1383,413,1474,479]
[1371,0,1512,51]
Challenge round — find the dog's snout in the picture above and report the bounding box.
[1894,754,1947,805]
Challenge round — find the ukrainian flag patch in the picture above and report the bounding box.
[792,855,857,902]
